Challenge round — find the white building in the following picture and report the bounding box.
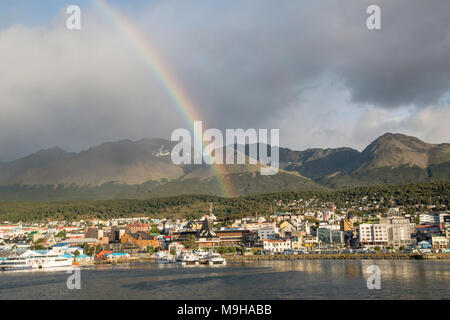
[263,239,291,253]
[381,217,415,248]
[359,224,389,247]
[419,213,440,225]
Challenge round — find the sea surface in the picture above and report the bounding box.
[0,260,449,299]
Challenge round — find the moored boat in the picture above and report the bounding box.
[176,251,199,265]
[205,252,226,265]
[0,249,74,271]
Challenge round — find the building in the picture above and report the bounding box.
[125,223,149,233]
[244,220,276,232]
[85,227,104,239]
[214,229,254,247]
[431,234,447,249]
[170,218,254,247]
[263,239,291,253]
[444,216,450,246]
[196,218,221,247]
[340,219,354,232]
[168,242,184,254]
[415,225,440,242]
[318,226,344,245]
[104,252,130,260]
[121,232,158,249]
[359,223,389,247]
[419,213,441,225]
[381,217,415,248]
[257,226,277,240]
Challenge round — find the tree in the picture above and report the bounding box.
[415,216,420,225]
[150,224,160,234]
[182,234,198,249]
[55,230,67,239]
[73,250,80,257]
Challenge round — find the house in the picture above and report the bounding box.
[431,234,447,249]
[290,237,303,250]
[125,223,149,233]
[279,221,295,237]
[104,252,130,260]
[263,239,291,253]
[96,250,112,260]
[121,231,159,249]
[168,242,184,254]
[303,235,318,248]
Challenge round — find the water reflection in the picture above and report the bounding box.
[0,260,449,300]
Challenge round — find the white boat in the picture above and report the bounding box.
[176,252,199,265]
[0,249,74,271]
[195,249,209,264]
[204,251,227,266]
[155,251,175,264]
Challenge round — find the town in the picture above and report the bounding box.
[1,196,449,269]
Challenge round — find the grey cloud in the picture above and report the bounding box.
[0,0,449,161]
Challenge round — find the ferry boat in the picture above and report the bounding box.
[204,251,227,265]
[0,249,74,271]
[176,252,199,265]
[196,249,209,264]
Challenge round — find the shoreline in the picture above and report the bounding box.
[224,253,450,261]
[89,253,450,265]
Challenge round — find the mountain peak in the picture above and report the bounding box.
[361,133,444,169]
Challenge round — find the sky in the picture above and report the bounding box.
[0,0,449,162]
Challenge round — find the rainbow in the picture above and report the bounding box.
[93,0,233,197]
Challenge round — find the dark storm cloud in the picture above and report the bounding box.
[151,0,450,128]
[0,0,449,161]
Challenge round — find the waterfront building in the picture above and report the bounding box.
[121,231,158,249]
[415,225,440,242]
[263,239,291,253]
[444,216,450,246]
[104,252,130,260]
[197,218,221,247]
[303,235,318,248]
[317,225,344,245]
[170,219,253,247]
[214,229,254,247]
[380,217,415,248]
[359,223,389,247]
[168,242,184,254]
[431,234,447,249]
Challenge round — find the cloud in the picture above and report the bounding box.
[0,11,185,161]
[0,0,449,161]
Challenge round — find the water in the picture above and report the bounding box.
[0,260,448,299]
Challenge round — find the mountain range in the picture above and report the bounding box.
[0,133,448,200]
